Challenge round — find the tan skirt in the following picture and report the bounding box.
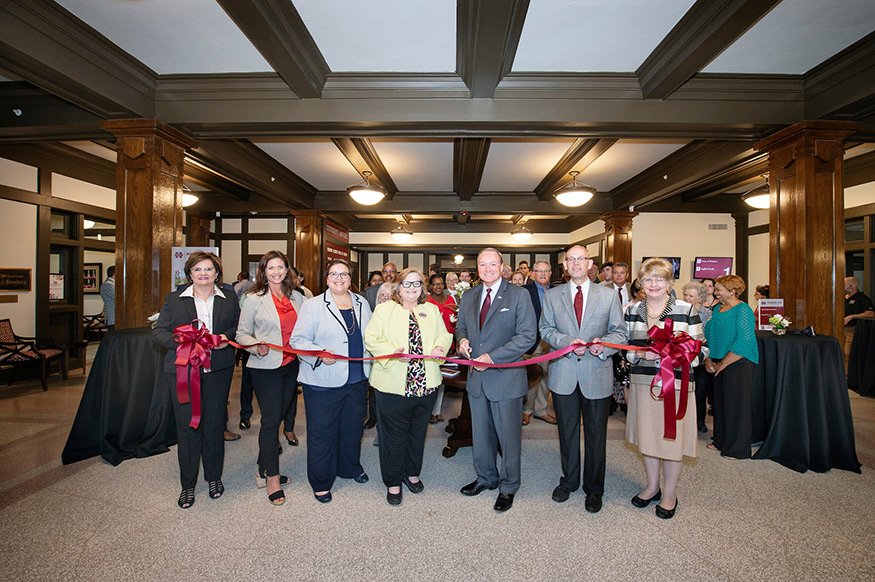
[625,380,697,461]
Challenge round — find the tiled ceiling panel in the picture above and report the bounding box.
[479,140,575,192]
[371,140,454,192]
[294,0,455,72]
[55,0,272,74]
[578,140,688,191]
[512,0,696,72]
[704,0,875,74]
[253,140,360,191]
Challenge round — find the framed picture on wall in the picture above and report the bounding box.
[83,263,101,293]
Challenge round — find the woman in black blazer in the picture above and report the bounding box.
[153,251,240,509]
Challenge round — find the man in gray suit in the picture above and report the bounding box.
[363,262,398,310]
[540,245,628,513]
[456,248,537,512]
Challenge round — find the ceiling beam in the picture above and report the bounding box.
[0,142,115,189]
[215,0,329,99]
[454,213,470,225]
[183,161,251,201]
[804,32,875,122]
[534,138,617,201]
[353,217,573,234]
[331,138,399,200]
[611,140,759,210]
[453,138,490,201]
[679,154,768,202]
[315,192,613,215]
[187,139,316,208]
[637,0,781,100]
[457,0,530,98]
[0,0,156,118]
[845,150,875,188]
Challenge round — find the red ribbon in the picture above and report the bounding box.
[174,320,224,429]
[646,318,703,440]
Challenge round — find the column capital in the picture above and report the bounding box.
[101,118,197,151]
[754,120,860,153]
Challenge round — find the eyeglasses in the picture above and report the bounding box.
[382,269,397,274]
[533,269,551,274]
[642,277,667,285]
[327,272,350,279]
[565,256,590,263]
[191,267,215,273]
[400,281,423,288]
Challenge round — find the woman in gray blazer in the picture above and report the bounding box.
[236,251,304,506]
[289,259,373,503]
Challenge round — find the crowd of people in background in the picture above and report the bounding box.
[149,247,799,519]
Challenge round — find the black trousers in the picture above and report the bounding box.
[250,360,299,476]
[302,380,367,492]
[238,350,254,421]
[167,367,233,489]
[712,358,755,459]
[366,385,378,423]
[694,364,713,425]
[374,389,438,488]
[282,376,299,432]
[552,388,611,497]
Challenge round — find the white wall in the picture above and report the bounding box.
[52,174,115,210]
[631,213,736,290]
[748,233,769,309]
[846,182,875,209]
[569,220,604,244]
[0,157,38,191]
[0,199,37,336]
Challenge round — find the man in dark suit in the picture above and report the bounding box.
[539,245,627,513]
[456,248,537,512]
[523,260,556,425]
[363,262,398,310]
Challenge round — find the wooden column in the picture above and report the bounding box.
[600,211,638,265]
[186,211,212,247]
[101,119,197,330]
[754,120,859,340]
[294,209,326,295]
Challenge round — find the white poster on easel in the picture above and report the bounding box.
[172,246,219,291]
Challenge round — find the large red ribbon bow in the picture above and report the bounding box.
[647,318,703,440]
[174,320,224,429]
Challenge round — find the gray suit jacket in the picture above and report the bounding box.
[454,280,537,401]
[362,284,380,311]
[539,280,628,399]
[236,290,305,369]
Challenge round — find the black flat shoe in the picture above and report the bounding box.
[631,489,662,508]
[551,485,571,503]
[177,488,195,509]
[584,494,602,513]
[387,488,402,505]
[208,480,224,499]
[353,472,369,484]
[364,418,377,429]
[656,499,678,519]
[697,422,708,433]
[314,491,332,504]
[494,493,514,512]
[239,418,251,430]
[402,476,424,493]
[460,480,497,496]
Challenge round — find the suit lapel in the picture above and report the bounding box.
[559,285,579,330]
[580,283,599,330]
[262,293,281,328]
[181,295,198,326]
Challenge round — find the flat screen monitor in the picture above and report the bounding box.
[642,257,681,279]
[694,257,733,278]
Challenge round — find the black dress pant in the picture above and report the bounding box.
[281,376,300,432]
[694,364,713,426]
[552,387,611,497]
[374,389,438,487]
[238,350,254,421]
[250,360,299,476]
[302,380,368,492]
[712,358,755,459]
[167,366,233,489]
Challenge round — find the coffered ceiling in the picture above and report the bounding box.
[1,0,874,241]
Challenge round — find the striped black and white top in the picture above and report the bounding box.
[624,296,707,388]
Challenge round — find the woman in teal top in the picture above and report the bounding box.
[704,275,758,459]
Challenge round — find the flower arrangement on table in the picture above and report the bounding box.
[148,312,161,328]
[454,281,471,296]
[769,315,791,335]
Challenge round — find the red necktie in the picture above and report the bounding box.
[574,285,583,325]
[618,286,624,305]
[480,288,492,329]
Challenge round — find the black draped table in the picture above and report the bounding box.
[847,318,875,398]
[62,327,176,466]
[751,331,860,473]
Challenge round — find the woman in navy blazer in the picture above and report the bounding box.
[236,250,304,505]
[153,251,239,509]
[289,259,372,503]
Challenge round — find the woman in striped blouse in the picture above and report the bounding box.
[624,258,706,519]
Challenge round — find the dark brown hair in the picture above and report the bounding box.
[184,251,223,286]
[251,250,296,298]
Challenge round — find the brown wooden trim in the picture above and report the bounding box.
[637,0,781,100]
[457,0,529,98]
[352,217,572,234]
[680,155,768,202]
[215,0,328,99]
[748,224,769,236]
[733,212,749,300]
[534,139,616,201]
[453,138,490,201]
[804,31,875,120]
[0,184,116,221]
[845,150,875,189]
[0,142,115,189]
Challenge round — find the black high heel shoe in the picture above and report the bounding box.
[631,488,661,508]
[284,431,298,446]
[177,488,195,509]
[208,480,224,499]
[655,499,678,519]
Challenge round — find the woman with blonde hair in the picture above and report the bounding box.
[624,258,706,519]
